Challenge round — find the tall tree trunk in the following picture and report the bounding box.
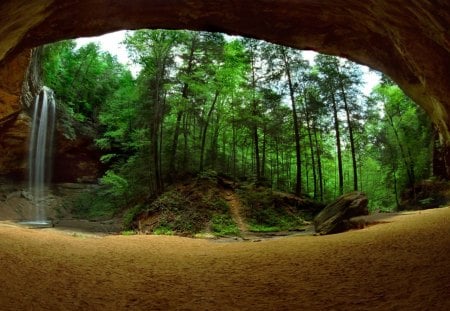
[304,99,317,199]
[182,111,189,169]
[331,93,344,196]
[249,46,261,181]
[281,47,302,196]
[313,122,324,201]
[199,91,219,172]
[261,128,266,178]
[210,111,221,169]
[253,121,261,180]
[232,118,237,180]
[275,137,280,189]
[339,81,358,190]
[169,37,197,176]
[150,48,172,196]
[158,93,165,193]
[385,109,415,188]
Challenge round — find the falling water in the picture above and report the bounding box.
[27,86,56,225]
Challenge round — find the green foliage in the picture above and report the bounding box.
[197,169,219,181]
[43,29,435,228]
[100,171,129,198]
[238,187,305,232]
[153,226,174,235]
[133,179,233,235]
[211,214,240,236]
[43,40,131,123]
[122,204,144,229]
[71,190,117,220]
[365,79,432,211]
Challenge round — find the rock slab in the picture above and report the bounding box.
[314,192,368,235]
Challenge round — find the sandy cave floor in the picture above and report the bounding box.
[0,208,449,310]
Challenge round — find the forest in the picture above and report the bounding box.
[42,30,433,231]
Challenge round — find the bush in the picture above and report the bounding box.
[72,190,117,220]
[153,226,174,235]
[122,204,144,229]
[132,176,239,236]
[238,187,305,232]
[211,214,240,236]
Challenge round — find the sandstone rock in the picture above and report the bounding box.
[0,50,31,121]
[0,48,42,179]
[314,192,368,235]
[52,105,103,183]
[0,112,31,178]
[399,180,450,211]
[272,191,325,216]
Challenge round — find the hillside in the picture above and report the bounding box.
[129,173,323,238]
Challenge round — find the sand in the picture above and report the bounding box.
[0,208,449,310]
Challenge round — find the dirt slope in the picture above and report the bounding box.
[0,208,449,310]
[223,189,248,233]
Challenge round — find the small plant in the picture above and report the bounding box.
[238,187,305,232]
[211,214,240,236]
[197,169,218,181]
[122,204,144,229]
[72,190,117,220]
[153,226,174,235]
[248,224,281,232]
[121,230,136,236]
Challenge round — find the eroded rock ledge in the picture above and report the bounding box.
[0,0,449,157]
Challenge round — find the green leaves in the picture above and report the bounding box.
[100,171,129,197]
[42,30,433,219]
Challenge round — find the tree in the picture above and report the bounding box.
[125,30,180,195]
[264,45,309,195]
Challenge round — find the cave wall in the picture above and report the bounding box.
[0,50,34,178]
[0,0,449,171]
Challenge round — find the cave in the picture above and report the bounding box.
[1,2,450,309]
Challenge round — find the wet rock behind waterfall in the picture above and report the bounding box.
[314,191,368,235]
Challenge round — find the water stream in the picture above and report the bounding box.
[25,86,56,226]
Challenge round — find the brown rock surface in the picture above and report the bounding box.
[0,50,31,120]
[0,112,30,178]
[314,191,369,235]
[53,127,102,183]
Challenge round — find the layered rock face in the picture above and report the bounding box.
[0,0,449,171]
[0,49,35,178]
[0,47,102,182]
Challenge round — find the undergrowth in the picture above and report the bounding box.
[71,189,118,220]
[129,175,238,236]
[211,214,240,236]
[237,186,305,232]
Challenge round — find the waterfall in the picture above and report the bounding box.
[27,86,56,224]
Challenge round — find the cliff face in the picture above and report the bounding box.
[0,0,449,173]
[0,49,35,178]
[0,48,102,182]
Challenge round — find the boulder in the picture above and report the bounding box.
[314,192,368,235]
